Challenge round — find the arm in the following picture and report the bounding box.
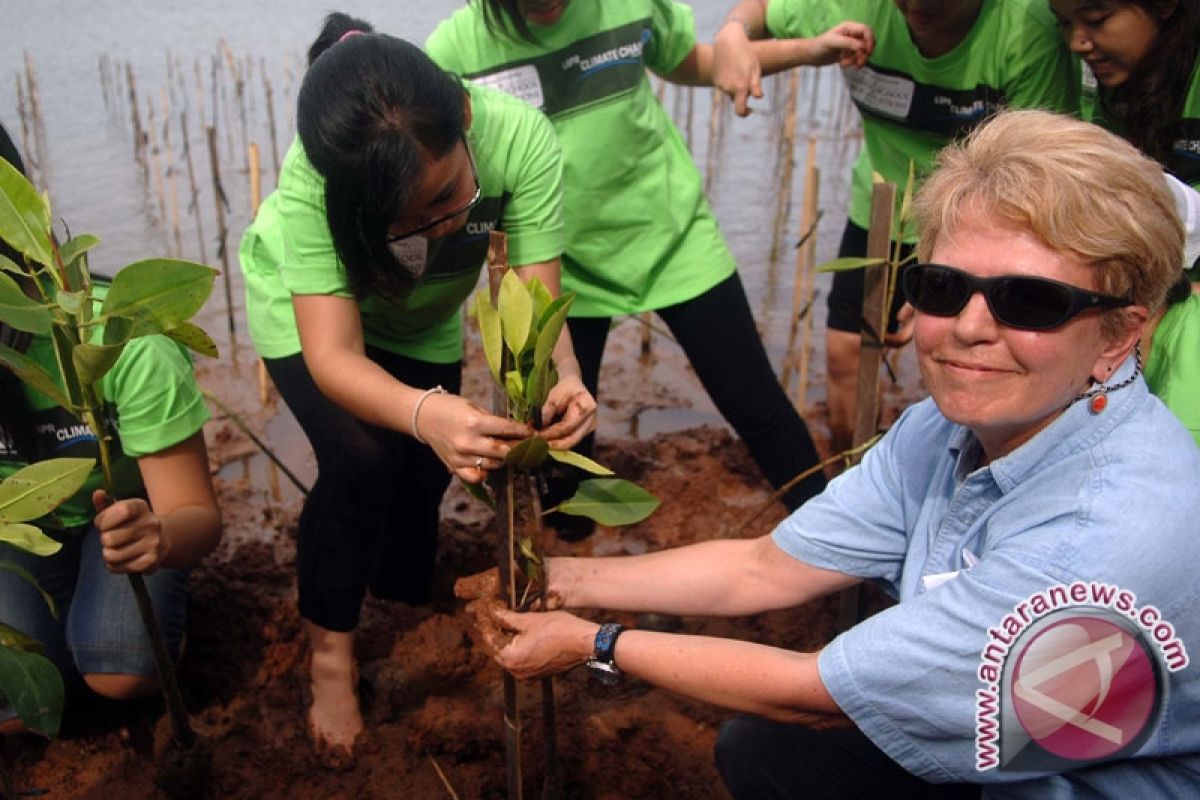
[665,24,873,87]
[512,258,596,449]
[292,292,532,481]
[712,0,772,115]
[548,534,859,616]
[490,608,845,722]
[94,431,221,573]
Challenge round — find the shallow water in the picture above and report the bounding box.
[4,1,873,493]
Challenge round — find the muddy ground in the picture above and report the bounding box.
[2,320,920,799]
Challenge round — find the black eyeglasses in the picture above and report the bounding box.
[902,263,1132,331]
[387,136,481,243]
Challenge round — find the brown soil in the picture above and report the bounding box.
[2,322,917,800]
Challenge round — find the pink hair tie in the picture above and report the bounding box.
[338,29,366,44]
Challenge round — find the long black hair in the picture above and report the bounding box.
[476,0,541,43]
[1100,0,1200,164]
[298,12,467,301]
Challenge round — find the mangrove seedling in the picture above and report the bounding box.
[0,155,218,798]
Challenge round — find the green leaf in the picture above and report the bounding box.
[102,313,134,346]
[504,369,524,405]
[0,156,54,268]
[0,522,62,556]
[0,341,69,408]
[517,536,542,566]
[55,289,86,316]
[504,435,549,471]
[815,256,887,274]
[472,290,503,382]
[0,458,95,523]
[58,233,100,274]
[0,622,45,652]
[73,341,125,385]
[0,252,26,275]
[99,258,217,338]
[50,324,85,409]
[557,478,659,526]
[525,360,550,410]
[460,478,495,510]
[0,271,52,334]
[0,561,58,619]
[0,644,64,737]
[533,294,572,375]
[527,277,554,319]
[547,449,614,476]
[498,270,534,357]
[165,321,219,358]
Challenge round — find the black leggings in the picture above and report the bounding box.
[264,349,461,632]
[568,273,825,511]
[716,716,980,799]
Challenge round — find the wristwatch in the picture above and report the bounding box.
[586,622,625,686]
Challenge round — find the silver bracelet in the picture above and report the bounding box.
[411,385,447,445]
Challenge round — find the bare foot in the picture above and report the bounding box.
[305,624,364,771]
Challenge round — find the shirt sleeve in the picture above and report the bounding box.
[425,17,464,74]
[274,144,353,298]
[644,1,699,76]
[103,334,210,458]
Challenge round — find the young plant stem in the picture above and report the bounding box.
[524,473,561,800]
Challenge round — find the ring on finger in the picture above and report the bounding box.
[474,456,484,470]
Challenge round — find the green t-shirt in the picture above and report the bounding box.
[427,0,736,317]
[1145,293,1200,450]
[0,319,210,532]
[767,0,1077,241]
[239,83,565,362]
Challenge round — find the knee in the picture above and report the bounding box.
[83,672,160,701]
[715,716,773,798]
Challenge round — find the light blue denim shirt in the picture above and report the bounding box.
[773,357,1200,797]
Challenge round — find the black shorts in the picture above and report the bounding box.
[825,221,915,334]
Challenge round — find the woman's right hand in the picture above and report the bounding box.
[415,391,533,482]
[713,21,763,117]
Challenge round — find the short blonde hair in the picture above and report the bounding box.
[914,109,1183,336]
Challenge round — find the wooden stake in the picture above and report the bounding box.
[248,141,261,214]
[14,77,34,184]
[768,69,801,269]
[162,89,183,257]
[180,112,209,264]
[126,62,145,162]
[780,136,817,394]
[704,87,723,194]
[262,73,281,184]
[793,143,820,411]
[837,180,894,633]
[23,52,48,185]
[146,94,167,222]
[206,126,237,344]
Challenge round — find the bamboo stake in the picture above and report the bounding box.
[704,87,723,194]
[247,138,281,497]
[262,72,281,183]
[98,55,111,114]
[837,180,895,633]
[485,232,523,800]
[780,136,817,393]
[179,112,208,264]
[146,94,167,222]
[793,143,820,410]
[23,52,47,185]
[14,77,34,186]
[126,61,145,163]
[216,44,236,162]
[162,89,183,257]
[684,84,694,153]
[205,126,237,345]
[767,69,801,269]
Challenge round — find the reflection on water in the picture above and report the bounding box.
[6,2,872,496]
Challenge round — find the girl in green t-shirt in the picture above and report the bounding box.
[427,0,873,524]
[0,123,222,736]
[1050,0,1200,446]
[239,13,595,769]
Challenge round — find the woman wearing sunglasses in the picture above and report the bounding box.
[239,12,595,768]
[1049,0,1200,447]
[458,110,1200,797]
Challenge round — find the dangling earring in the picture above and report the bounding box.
[1075,343,1143,415]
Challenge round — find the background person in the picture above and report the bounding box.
[460,110,1200,798]
[714,0,1078,462]
[238,13,594,768]
[426,0,874,523]
[0,123,221,734]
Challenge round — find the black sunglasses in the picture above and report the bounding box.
[387,136,481,243]
[902,263,1132,331]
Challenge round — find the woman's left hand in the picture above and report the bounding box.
[538,375,597,449]
[811,21,874,69]
[471,604,597,681]
[92,489,168,574]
